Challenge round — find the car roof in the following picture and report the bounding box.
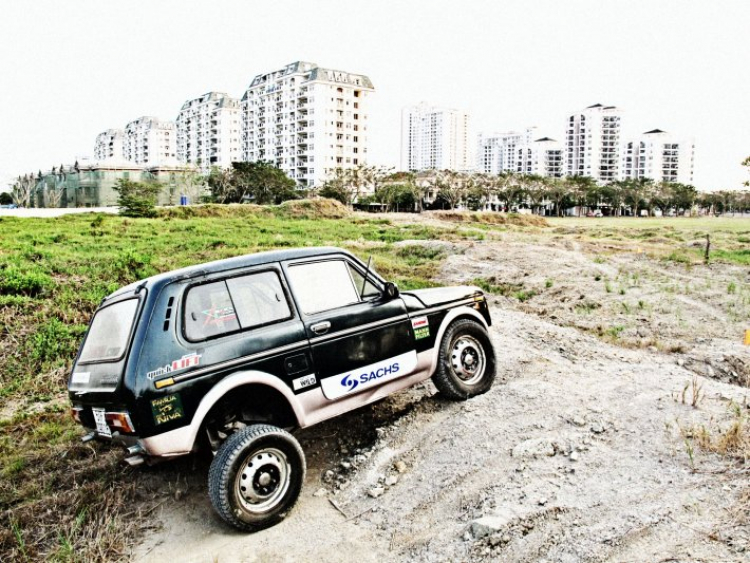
[106,246,352,301]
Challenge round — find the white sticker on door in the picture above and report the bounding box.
[320,350,418,400]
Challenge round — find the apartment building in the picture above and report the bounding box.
[565,104,622,183]
[621,129,695,184]
[124,116,177,166]
[93,129,125,161]
[241,61,374,188]
[515,137,565,177]
[176,92,240,171]
[476,128,536,175]
[401,103,471,172]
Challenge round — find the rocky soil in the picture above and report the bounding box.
[132,234,750,563]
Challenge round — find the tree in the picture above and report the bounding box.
[206,166,235,203]
[565,176,597,216]
[0,192,13,205]
[544,178,569,217]
[377,182,418,212]
[600,181,626,216]
[113,179,162,217]
[621,177,655,217]
[232,161,298,205]
[11,174,35,207]
[319,165,388,207]
[176,165,207,204]
[435,170,470,210]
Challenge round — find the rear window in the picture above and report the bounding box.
[184,280,240,341]
[183,271,291,341]
[79,299,139,363]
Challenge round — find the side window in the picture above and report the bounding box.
[184,281,239,341]
[347,264,380,300]
[287,260,359,314]
[227,271,291,328]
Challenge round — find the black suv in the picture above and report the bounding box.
[68,247,495,530]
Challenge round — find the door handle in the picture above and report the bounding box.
[310,321,331,335]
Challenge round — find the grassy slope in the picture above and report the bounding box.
[0,204,469,562]
[1,208,748,560]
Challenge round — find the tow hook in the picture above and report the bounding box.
[81,432,96,443]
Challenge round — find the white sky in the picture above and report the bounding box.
[1,0,748,191]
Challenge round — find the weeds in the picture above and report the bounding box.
[677,376,704,408]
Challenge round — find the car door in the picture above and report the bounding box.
[283,255,416,401]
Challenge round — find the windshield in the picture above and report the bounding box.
[78,299,139,363]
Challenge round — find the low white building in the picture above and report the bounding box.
[124,116,177,166]
[621,129,695,184]
[93,129,125,161]
[176,92,241,171]
[400,102,471,172]
[241,61,374,188]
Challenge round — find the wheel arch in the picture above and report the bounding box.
[427,306,489,376]
[140,371,306,457]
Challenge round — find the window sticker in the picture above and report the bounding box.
[202,305,236,325]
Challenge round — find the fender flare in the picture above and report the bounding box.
[140,370,305,457]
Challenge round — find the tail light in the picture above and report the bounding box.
[104,412,136,434]
[71,406,83,423]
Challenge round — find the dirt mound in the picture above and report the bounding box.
[275,198,351,219]
[430,211,549,227]
[157,199,350,220]
[157,204,267,219]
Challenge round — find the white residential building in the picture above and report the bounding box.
[241,61,374,188]
[565,104,622,183]
[515,137,565,177]
[401,103,471,172]
[476,128,536,175]
[93,129,125,161]
[124,116,177,166]
[176,92,241,171]
[621,129,695,184]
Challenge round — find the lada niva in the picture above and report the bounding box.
[68,247,496,530]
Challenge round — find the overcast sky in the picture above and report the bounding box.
[1,0,748,191]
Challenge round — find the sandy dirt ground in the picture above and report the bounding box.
[131,229,750,563]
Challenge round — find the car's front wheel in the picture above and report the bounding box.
[208,424,305,531]
[433,318,496,400]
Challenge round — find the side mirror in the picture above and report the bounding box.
[383,282,399,300]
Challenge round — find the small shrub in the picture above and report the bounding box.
[472,277,523,296]
[728,281,737,294]
[0,267,52,296]
[30,318,83,365]
[111,250,155,283]
[113,179,162,218]
[545,279,553,288]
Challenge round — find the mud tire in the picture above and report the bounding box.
[208,424,305,532]
[433,319,496,400]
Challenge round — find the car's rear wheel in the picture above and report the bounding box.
[208,424,305,531]
[433,318,496,400]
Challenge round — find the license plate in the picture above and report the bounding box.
[92,408,111,438]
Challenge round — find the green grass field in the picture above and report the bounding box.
[1,205,748,561]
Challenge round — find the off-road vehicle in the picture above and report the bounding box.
[68,247,496,530]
